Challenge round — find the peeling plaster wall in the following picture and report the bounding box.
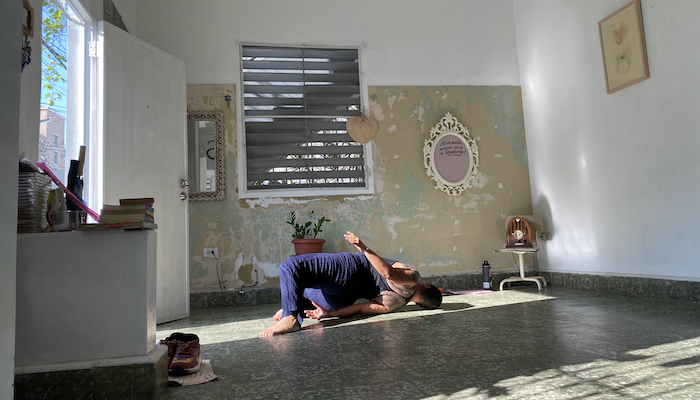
[367,86,532,274]
[188,84,532,293]
[133,0,528,293]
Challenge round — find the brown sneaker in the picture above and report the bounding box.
[157,338,178,368]
[168,333,201,374]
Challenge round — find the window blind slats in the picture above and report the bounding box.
[243,72,359,84]
[248,170,365,181]
[242,60,359,73]
[246,145,363,158]
[243,85,360,95]
[244,109,360,117]
[242,45,365,191]
[252,182,367,190]
[246,133,355,146]
[242,47,359,60]
[244,97,358,107]
[245,120,349,132]
[247,158,364,169]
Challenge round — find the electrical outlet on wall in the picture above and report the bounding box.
[204,247,218,258]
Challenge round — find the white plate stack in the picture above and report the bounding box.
[17,172,52,233]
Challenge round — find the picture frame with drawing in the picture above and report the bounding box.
[598,0,650,94]
[23,0,34,38]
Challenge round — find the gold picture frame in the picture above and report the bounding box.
[23,0,34,38]
[598,0,649,94]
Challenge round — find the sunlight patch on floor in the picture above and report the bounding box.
[420,336,700,399]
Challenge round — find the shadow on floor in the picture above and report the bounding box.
[301,302,474,332]
[396,302,473,313]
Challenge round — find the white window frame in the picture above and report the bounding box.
[67,0,102,215]
[43,0,96,210]
[237,43,374,199]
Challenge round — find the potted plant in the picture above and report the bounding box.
[287,211,330,255]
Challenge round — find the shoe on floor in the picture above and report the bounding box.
[168,333,201,374]
[158,332,186,369]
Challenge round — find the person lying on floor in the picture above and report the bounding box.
[260,231,442,336]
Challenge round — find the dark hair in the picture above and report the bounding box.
[417,285,442,309]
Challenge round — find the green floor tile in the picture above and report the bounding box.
[158,287,700,400]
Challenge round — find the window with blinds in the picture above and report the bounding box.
[241,45,367,194]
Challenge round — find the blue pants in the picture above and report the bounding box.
[279,252,382,325]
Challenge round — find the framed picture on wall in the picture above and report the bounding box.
[598,0,650,94]
[23,0,34,38]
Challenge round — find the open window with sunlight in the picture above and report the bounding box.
[39,0,94,206]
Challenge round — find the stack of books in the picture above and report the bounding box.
[100,198,155,224]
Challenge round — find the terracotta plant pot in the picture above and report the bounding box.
[292,238,325,255]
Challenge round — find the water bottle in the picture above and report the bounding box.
[482,261,492,290]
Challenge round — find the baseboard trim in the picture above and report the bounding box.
[190,286,281,309]
[14,346,168,400]
[190,271,700,309]
[538,271,700,302]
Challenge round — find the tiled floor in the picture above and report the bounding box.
[158,287,700,399]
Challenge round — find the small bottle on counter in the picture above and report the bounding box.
[482,260,492,290]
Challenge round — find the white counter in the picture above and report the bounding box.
[15,229,157,369]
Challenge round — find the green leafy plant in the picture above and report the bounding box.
[287,211,330,239]
[41,0,67,109]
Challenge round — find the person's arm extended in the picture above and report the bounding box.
[304,301,389,320]
[344,231,417,285]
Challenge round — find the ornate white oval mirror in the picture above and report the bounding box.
[423,112,479,196]
[187,111,225,201]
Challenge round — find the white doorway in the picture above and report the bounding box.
[98,22,189,323]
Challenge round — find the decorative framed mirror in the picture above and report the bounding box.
[423,112,479,196]
[187,111,225,201]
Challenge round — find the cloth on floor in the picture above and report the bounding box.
[168,359,217,386]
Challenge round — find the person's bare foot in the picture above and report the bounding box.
[260,315,300,337]
[272,308,283,320]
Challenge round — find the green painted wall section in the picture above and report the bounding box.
[464,86,529,168]
[397,164,427,218]
[187,84,533,293]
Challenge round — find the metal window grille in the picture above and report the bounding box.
[242,45,365,191]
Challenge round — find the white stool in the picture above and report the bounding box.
[494,247,547,291]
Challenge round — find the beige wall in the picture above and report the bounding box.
[188,84,532,293]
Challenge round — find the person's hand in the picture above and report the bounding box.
[304,301,332,320]
[344,231,366,252]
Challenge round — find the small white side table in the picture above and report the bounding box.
[494,247,547,291]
